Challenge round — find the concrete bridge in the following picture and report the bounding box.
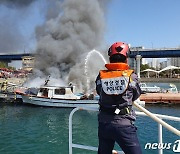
[0,47,179,61]
[129,47,180,58]
[0,53,33,61]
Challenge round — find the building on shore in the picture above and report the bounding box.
[168,58,180,67]
[160,61,168,69]
[22,56,35,71]
[142,58,148,65]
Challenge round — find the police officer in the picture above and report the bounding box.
[96,42,142,154]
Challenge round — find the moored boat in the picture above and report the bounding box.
[15,86,98,108]
[140,82,161,93]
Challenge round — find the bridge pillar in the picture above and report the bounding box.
[136,55,142,78]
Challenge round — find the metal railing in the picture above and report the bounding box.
[69,107,180,154]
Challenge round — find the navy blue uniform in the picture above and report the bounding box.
[96,71,142,154]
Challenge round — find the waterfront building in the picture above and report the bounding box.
[152,58,160,70]
[142,58,148,65]
[170,58,180,67]
[160,61,168,69]
[167,58,180,67]
[22,56,35,71]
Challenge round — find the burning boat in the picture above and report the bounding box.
[15,85,98,108]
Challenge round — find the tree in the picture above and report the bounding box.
[0,61,8,68]
[0,61,15,70]
[140,64,149,71]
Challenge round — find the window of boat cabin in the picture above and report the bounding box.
[55,88,65,95]
[39,88,48,97]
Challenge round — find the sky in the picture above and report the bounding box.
[0,0,180,68]
[105,0,180,48]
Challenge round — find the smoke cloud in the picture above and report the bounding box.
[0,14,25,53]
[0,0,110,92]
[0,0,38,53]
[33,0,109,92]
[0,0,37,8]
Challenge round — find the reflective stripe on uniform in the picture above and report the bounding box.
[99,70,133,95]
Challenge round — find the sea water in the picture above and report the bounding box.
[0,103,179,154]
[0,82,179,154]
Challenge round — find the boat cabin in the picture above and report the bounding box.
[140,83,161,93]
[37,86,81,100]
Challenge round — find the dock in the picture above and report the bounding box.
[0,92,22,104]
[140,93,180,104]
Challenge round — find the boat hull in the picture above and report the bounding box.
[22,95,99,108]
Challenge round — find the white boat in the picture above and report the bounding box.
[15,86,98,108]
[167,83,178,93]
[140,83,161,93]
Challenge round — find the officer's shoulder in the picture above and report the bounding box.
[130,73,139,82]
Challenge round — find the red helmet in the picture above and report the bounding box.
[108,42,129,57]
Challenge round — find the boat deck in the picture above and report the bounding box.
[140,93,180,104]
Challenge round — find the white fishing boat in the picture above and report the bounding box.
[15,86,98,108]
[140,83,161,93]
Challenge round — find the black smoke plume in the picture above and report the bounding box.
[32,0,109,92]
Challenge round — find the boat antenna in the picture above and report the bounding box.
[69,82,73,87]
[44,75,50,86]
